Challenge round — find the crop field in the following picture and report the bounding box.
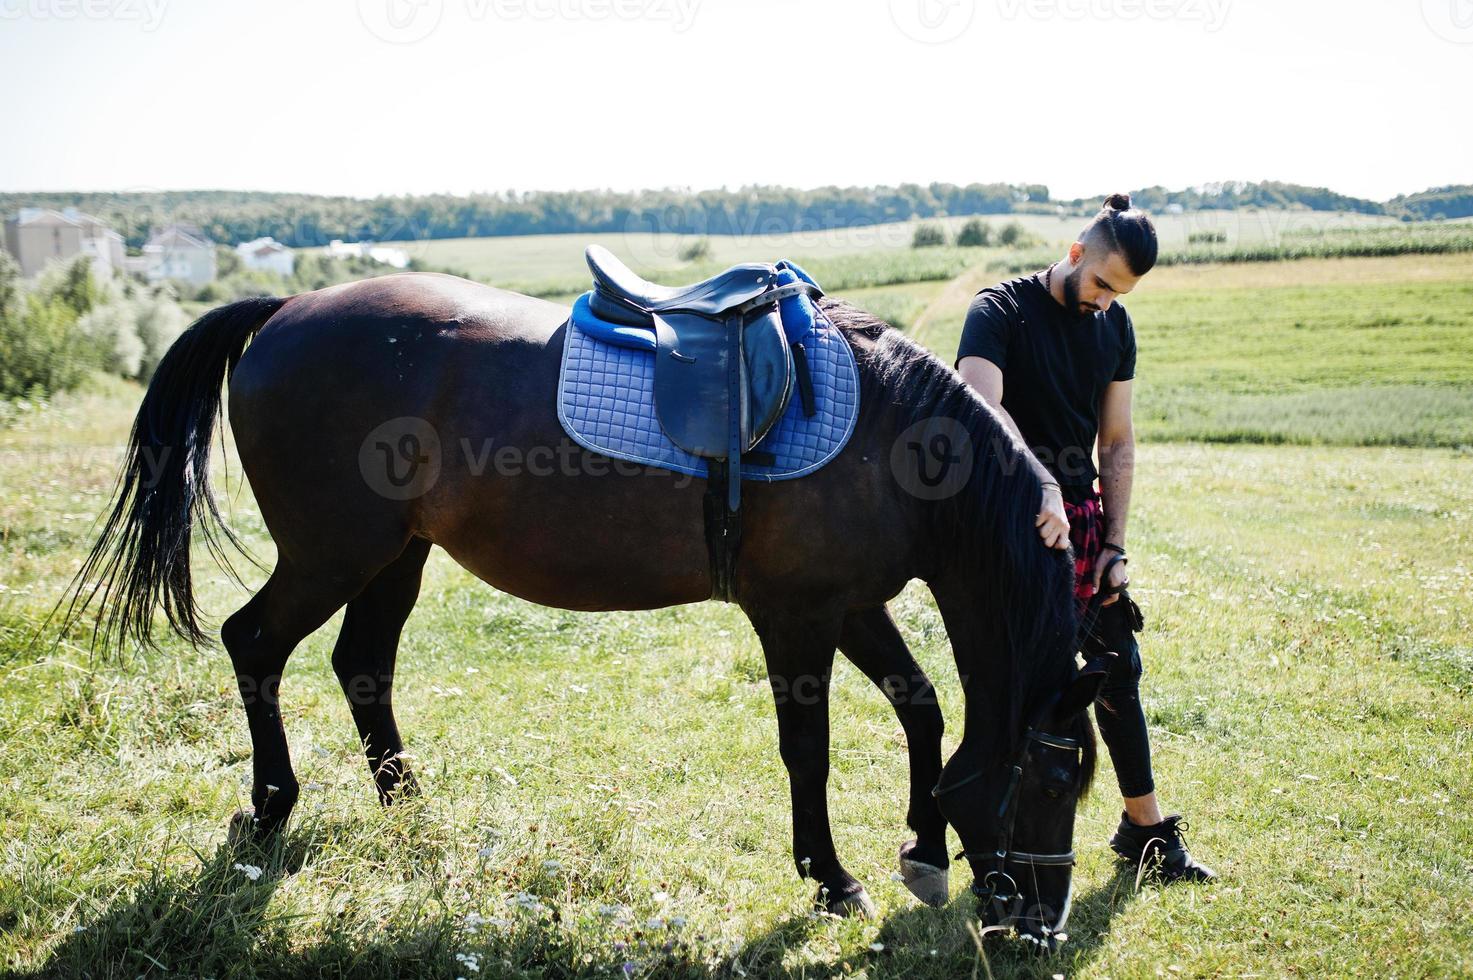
[358,210,1401,294]
[2,250,1471,978]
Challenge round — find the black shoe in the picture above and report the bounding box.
[1109,812,1217,883]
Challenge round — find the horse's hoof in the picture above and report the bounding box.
[226,807,260,846]
[823,886,877,919]
[899,842,950,907]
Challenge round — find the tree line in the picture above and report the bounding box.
[2,181,1467,251]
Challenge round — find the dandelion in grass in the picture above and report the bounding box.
[869,942,885,952]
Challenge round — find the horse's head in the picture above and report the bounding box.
[933,660,1106,952]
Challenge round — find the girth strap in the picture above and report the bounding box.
[704,461,739,603]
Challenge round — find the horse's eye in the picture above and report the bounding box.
[1043,786,1063,800]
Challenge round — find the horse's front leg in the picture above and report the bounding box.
[839,606,950,906]
[751,614,876,918]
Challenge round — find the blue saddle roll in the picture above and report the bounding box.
[569,292,655,352]
[773,263,821,342]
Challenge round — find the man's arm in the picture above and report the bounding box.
[1093,379,1135,600]
[957,355,1070,550]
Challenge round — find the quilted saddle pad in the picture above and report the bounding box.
[556,303,860,481]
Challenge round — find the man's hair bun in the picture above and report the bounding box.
[1082,192,1158,275]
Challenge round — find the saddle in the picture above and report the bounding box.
[581,245,826,598]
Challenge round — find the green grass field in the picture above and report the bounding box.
[3,251,1472,977]
[913,253,1473,448]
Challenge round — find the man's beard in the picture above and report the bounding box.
[1062,266,1098,317]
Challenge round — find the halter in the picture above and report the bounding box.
[931,728,1082,915]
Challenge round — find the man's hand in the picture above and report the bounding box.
[1036,485,1070,550]
[1090,548,1129,605]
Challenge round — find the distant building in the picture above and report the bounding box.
[142,224,217,285]
[326,239,410,269]
[2,207,126,279]
[236,236,295,277]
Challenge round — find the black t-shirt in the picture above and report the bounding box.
[956,272,1136,489]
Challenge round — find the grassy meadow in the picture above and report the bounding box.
[2,245,1472,977]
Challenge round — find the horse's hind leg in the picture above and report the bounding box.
[330,536,432,804]
[222,560,377,838]
[839,606,950,907]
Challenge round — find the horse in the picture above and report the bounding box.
[65,271,1102,946]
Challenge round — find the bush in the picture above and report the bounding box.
[135,296,188,382]
[77,301,145,378]
[912,223,947,248]
[997,221,1039,248]
[1188,230,1228,244]
[678,238,712,262]
[0,292,97,398]
[0,255,104,399]
[956,219,991,248]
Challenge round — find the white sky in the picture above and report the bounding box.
[1,0,1468,201]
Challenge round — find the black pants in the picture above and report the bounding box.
[1084,592,1156,799]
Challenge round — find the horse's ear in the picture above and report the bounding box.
[1053,653,1115,719]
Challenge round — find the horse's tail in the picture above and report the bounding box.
[61,295,287,650]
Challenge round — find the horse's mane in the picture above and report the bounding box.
[819,298,1094,789]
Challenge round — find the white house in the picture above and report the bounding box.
[236,236,295,277]
[326,239,410,269]
[142,225,217,285]
[2,207,126,279]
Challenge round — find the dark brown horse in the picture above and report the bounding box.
[67,272,1101,945]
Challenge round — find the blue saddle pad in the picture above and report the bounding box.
[556,273,860,482]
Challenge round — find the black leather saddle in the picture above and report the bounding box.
[586,245,816,485]
[584,245,824,599]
